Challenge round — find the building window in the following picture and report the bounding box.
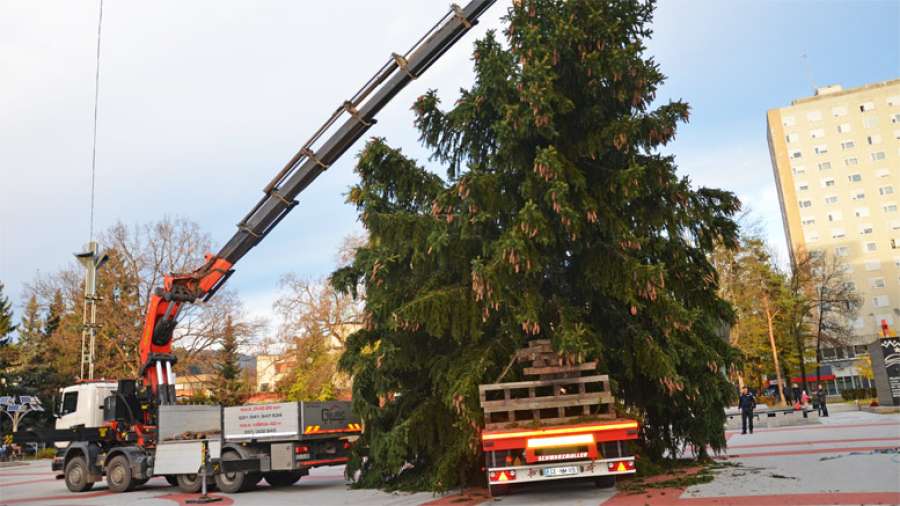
[807,232,819,242]
[831,228,846,239]
[837,123,851,133]
[791,150,803,159]
[810,128,825,139]
[874,295,890,308]
[872,278,886,289]
[892,112,900,124]
[845,157,858,166]
[783,115,796,127]
[835,246,849,257]
[832,105,848,117]
[877,169,891,178]
[865,261,881,271]
[859,101,875,112]
[817,161,832,171]
[848,173,862,183]
[798,183,809,191]
[801,217,815,226]
[822,177,836,187]
[851,190,865,201]
[822,347,835,360]
[865,242,877,252]
[814,144,828,155]
[867,134,883,145]
[793,166,806,175]
[799,200,813,208]
[895,130,900,140]
[889,96,900,107]
[864,117,877,128]
[884,204,898,213]
[859,224,873,235]
[807,110,823,121]
[871,151,886,161]
[827,211,842,222]
[825,195,838,205]
[880,185,895,196]
[841,140,855,150]
[855,207,870,218]
[786,132,799,143]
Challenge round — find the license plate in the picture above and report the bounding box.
[542,465,579,477]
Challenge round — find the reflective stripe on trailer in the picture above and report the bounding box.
[482,421,638,441]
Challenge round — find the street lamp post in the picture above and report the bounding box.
[0,395,45,433]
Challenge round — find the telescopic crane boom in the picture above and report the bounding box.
[139,0,496,407]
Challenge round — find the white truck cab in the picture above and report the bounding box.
[55,381,117,431]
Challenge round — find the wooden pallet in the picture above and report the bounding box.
[479,374,614,429]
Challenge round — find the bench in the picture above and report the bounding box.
[725,406,818,429]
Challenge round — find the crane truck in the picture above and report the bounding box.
[13,0,496,495]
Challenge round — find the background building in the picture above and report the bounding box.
[768,79,900,395]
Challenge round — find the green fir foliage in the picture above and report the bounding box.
[212,316,247,407]
[333,0,740,491]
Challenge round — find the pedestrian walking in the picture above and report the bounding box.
[801,390,810,408]
[738,386,756,434]
[816,384,829,417]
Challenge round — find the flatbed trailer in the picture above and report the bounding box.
[478,340,639,496]
[481,419,638,494]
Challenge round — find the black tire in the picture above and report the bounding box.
[164,475,179,487]
[64,456,94,492]
[106,455,134,493]
[176,473,204,493]
[133,477,149,488]
[489,483,512,496]
[215,450,256,493]
[263,470,305,487]
[594,475,616,488]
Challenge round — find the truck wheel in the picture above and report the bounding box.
[594,475,616,488]
[264,470,305,487]
[164,475,179,487]
[176,473,214,493]
[215,450,256,493]
[106,455,134,493]
[64,456,94,492]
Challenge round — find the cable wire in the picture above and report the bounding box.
[89,0,104,241]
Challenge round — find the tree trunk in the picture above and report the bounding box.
[763,294,787,406]
[792,325,809,395]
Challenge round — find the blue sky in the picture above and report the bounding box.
[1,0,898,328]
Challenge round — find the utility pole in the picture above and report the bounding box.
[75,242,108,380]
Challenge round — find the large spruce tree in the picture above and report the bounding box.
[333,0,740,490]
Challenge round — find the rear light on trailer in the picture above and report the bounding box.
[607,460,634,472]
[489,470,517,482]
[343,440,352,449]
[295,445,311,459]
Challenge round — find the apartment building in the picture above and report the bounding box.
[767,79,900,395]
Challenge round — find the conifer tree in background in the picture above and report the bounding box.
[0,282,14,345]
[0,282,18,399]
[333,0,740,490]
[213,316,247,407]
[13,295,66,428]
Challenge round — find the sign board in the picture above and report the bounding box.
[878,338,900,406]
[224,402,299,440]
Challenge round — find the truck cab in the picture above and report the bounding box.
[55,382,117,432]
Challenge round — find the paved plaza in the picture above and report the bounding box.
[2,409,898,506]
